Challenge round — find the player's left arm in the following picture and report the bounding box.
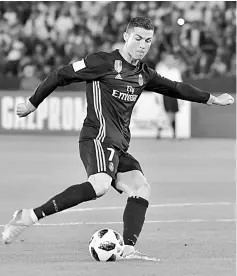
[145,71,234,106]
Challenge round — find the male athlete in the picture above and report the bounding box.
[2,17,234,260]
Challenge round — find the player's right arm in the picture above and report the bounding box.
[16,52,112,117]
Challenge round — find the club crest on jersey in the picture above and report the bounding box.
[114,60,122,80]
[109,162,114,172]
[138,74,143,86]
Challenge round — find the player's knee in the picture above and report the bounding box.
[130,171,151,200]
[116,171,151,201]
[136,179,151,201]
[88,173,112,197]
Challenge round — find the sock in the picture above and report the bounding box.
[123,196,149,246]
[29,209,38,223]
[171,119,176,138]
[33,182,96,220]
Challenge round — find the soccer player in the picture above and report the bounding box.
[2,17,234,260]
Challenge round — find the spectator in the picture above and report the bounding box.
[199,27,218,76]
[155,53,184,139]
[0,1,235,80]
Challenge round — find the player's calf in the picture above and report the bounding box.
[2,180,101,244]
[2,176,112,244]
[115,170,150,247]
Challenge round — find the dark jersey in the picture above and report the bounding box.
[29,49,210,151]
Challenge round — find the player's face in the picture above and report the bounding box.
[124,27,154,60]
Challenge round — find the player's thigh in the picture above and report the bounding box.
[79,140,120,196]
[114,152,150,193]
[79,139,120,180]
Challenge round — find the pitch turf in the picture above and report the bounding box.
[0,135,235,276]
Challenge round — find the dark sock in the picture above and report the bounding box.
[34,182,96,220]
[171,119,176,138]
[123,196,149,246]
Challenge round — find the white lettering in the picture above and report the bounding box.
[128,95,137,101]
[26,112,36,130]
[107,148,115,161]
[112,90,119,98]
[36,101,48,129]
[13,97,26,129]
[62,97,73,130]
[48,98,60,130]
[112,89,137,102]
[1,95,86,132]
[74,98,85,130]
[127,85,134,93]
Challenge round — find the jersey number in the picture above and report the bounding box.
[107,148,115,161]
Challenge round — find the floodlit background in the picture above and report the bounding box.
[0,1,235,276]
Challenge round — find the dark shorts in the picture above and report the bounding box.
[79,139,143,193]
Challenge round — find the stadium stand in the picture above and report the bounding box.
[0,1,236,81]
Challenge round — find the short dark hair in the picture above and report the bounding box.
[126,17,154,33]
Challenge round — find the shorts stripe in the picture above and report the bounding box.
[96,140,106,171]
[93,140,100,172]
[93,139,106,172]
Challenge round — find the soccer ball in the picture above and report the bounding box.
[89,228,124,262]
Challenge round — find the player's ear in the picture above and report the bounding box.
[123,32,129,42]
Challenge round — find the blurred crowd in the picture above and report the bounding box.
[0,1,236,87]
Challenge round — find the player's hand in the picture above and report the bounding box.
[16,100,36,118]
[213,93,234,106]
[16,103,31,117]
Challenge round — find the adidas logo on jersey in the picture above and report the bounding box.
[115,74,122,80]
[114,60,122,80]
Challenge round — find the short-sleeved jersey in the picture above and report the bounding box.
[29,49,210,151]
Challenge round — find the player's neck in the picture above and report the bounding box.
[119,49,139,66]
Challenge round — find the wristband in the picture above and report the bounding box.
[26,100,37,112]
[206,94,216,106]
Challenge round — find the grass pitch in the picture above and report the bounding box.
[0,135,235,276]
